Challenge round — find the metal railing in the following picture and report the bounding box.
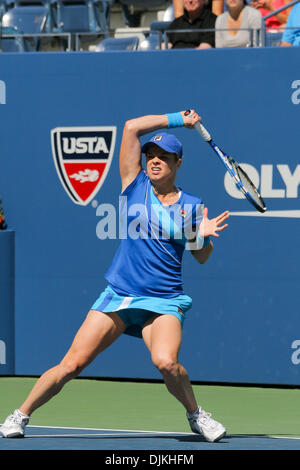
[0,28,108,52]
[74,27,260,51]
[160,27,261,49]
[0,32,72,52]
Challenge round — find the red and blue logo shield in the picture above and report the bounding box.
[51,126,116,206]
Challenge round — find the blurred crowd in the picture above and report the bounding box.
[167,0,299,48]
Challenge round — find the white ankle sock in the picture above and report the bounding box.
[16,409,30,418]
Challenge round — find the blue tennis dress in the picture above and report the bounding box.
[91,170,204,337]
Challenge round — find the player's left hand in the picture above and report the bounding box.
[199,207,229,238]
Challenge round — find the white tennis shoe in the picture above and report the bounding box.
[187,406,226,442]
[0,409,30,438]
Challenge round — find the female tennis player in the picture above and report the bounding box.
[0,110,229,443]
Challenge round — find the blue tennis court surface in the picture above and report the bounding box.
[1,425,300,450]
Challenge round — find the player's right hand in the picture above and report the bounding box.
[181,109,202,129]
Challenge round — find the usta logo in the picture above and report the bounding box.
[62,137,109,154]
[51,126,116,206]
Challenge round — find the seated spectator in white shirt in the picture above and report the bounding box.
[215,0,262,47]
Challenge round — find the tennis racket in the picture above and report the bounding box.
[184,110,267,213]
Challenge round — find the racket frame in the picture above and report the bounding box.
[193,119,267,213]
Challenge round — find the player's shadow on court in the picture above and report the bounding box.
[28,433,231,443]
[45,433,279,445]
[26,431,286,446]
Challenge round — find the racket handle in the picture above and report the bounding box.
[183,109,212,142]
[193,121,212,142]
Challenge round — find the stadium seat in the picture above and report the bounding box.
[1,6,49,49]
[4,0,56,31]
[1,6,49,33]
[150,19,171,32]
[139,33,160,50]
[118,0,170,27]
[0,25,35,51]
[114,26,145,42]
[5,0,52,7]
[100,0,114,28]
[118,0,169,7]
[94,35,139,50]
[265,31,282,47]
[0,0,8,20]
[140,20,171,49]
[54,0,108,33]
[93,0,110,31]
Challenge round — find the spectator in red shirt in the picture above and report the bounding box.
[250,0,292,31]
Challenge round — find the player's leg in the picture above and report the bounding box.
[1,310,125,437]
[142,313,226,442]
[142,314,197,414]
[18,310,125,416]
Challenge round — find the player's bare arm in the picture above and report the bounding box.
[191,241,213,264]
[120,115,167,192]
[119,111,200,192]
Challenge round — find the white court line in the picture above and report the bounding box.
[231,433,300,440]
[4,424,300,440]
[25,424,193,435]
[229,210,300,218]
[26,432,192,438]
[21,432,300,442]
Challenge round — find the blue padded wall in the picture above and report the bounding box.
[0,48,299,384]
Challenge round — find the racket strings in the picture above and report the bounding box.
[235,165,266,211]
[195,121,267,213]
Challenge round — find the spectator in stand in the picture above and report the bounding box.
[280,1,300,45]
[250,0,291,31]
[215,0,262,47]
[167,0,217,49]
[173,0,224,17]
